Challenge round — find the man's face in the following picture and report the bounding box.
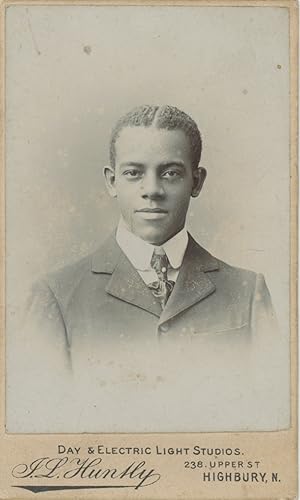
[105,126,205,245]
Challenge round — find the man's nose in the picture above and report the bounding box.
[141,172,164,198]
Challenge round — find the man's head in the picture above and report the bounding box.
[104,105,206,245]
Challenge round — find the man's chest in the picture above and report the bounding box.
[66,284,252,362]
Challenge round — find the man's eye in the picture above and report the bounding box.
[162,170,181,179]
[123,170,141,178]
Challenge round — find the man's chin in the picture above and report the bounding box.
[133,226,174,246]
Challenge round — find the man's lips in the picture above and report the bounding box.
[135,208,168,220]
[135,208,168,213]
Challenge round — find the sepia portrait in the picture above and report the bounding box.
[5,4,291,435]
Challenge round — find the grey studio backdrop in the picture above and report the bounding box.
[5,5,290,430]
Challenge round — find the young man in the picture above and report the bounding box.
[19,105,287,431]
[28,104,275,354]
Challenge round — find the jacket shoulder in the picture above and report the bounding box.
[187,234,258,283]
[37,253,93,311]
[31,234,120,310]
[216,258,258,280]
[209,255,263,298]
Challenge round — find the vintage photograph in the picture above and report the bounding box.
[5,4,291,434]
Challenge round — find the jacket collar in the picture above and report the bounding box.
[91,233,121,274]
[158,234,218,326]
[92,234,162,316]
[91,233,219,322]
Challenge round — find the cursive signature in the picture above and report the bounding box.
[12,457,161,489]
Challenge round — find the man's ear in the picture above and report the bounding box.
[103,165,117,198]
[191,167,207,198]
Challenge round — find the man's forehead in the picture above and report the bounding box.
[114,126,192,162]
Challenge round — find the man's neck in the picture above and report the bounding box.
[116,219,188,271]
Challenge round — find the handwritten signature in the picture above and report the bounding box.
[12,457,161,489]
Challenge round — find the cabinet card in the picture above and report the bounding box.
[0,1,297,499]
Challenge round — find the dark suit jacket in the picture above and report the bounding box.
[18,233,288,432]
[26,233,277,366]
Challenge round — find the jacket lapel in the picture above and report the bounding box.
[158,235,219,326]
[91,235,161,317]
[91,233,219,322]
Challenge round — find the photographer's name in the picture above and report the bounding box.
[12,457,161,489]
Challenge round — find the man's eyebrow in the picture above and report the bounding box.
[159,161,186,168]
[119,162,144,168]
[119,160,186,169]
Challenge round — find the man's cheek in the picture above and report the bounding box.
[172,200,187,214]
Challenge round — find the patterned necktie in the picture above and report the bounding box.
[148,247,175,308]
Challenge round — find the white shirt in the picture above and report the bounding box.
[116,219,188,285]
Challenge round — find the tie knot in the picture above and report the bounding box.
[148,247,175,308]
[151,247,169,278]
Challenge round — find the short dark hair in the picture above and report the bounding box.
[109,105,202,171]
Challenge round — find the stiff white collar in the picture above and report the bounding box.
[116,219,188,271]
